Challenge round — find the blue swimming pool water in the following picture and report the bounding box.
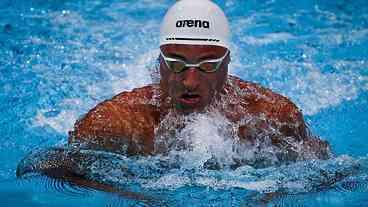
[1,0,367,206]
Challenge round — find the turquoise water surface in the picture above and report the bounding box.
[1,0,368,206]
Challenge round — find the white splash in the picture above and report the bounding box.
[167,111,237,169]
[239,58,366,116]
[240,32,295,46]
[110,49,159,93]
[292,68,359,115]
[196,177,278,192]
[143,173,190,190]
[32,98,88,134]
[33,109,78,134]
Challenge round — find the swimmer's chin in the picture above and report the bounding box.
[174,102,205,114]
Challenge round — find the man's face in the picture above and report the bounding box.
[159,44,230,114]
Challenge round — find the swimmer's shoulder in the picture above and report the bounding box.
[228,76,330,159]
[227,75,304,124]
[69,84,161,154]
[111,84,161,105]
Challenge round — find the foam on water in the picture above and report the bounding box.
[17,147,364,196]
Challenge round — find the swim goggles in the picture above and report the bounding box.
[160,50,229,73]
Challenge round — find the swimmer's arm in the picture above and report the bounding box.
[16,148,157,204]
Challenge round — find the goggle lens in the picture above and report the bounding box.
[161,50,228,73]
[166,60,219,73]
[198,62,219,73]
[167,61,186,73]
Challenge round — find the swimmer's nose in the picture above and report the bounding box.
[182,67,200,91]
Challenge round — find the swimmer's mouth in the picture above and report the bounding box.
[179,93,201,105]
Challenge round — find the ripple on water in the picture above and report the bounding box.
[17,176,94,198]
[10,176,161,207]
[16,146,367,207]
[335,176,368,193]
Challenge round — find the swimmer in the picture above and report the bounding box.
[68,0,330,162]
[18,0,330,182]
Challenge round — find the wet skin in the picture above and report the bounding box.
[159,44,230,114]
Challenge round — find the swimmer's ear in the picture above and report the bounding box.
[224,51,231,64]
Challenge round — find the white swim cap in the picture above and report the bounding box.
[160,0,231,49]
